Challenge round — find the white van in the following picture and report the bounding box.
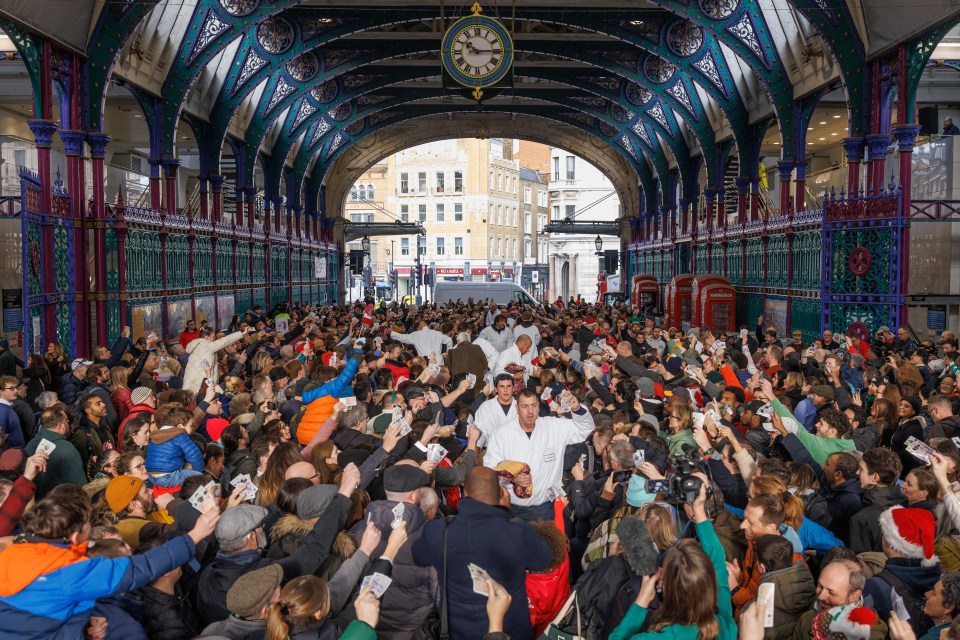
[433,281,539,306]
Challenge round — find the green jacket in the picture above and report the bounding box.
[666,429,697,456]
[339,620,376,640]
[24,427,89,499]
[770,397,855,464]
[610,520,736,640]
[760,563,816,640]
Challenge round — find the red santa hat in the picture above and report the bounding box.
[879,506,939,565]
[827,606,880,640]
[362,303,374,326]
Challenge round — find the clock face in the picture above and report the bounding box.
[441,15,513,88]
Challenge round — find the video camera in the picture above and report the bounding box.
[645,452,713,505]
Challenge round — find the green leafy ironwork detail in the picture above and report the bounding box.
[710,242,724,274]
[738,293,763,330]
[829,228,892,294]
[56,303,71,346]
[53,226,70,293]
[106,301,121,345]
[726,241,743,286]
[105,229,120,290]
[744,238,763,287]
[830,304,887,335]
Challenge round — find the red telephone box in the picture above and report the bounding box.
[666,274,695,328]
[699,282,737,333]
[691,275,731,326]
[631,274,659,309]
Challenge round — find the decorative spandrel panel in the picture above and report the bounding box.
[828,228,894,295]
[216,240,234,287]
[55,303,71,346]
[195,237,213,287]
[105,229,120,291]
[236,242,251,285]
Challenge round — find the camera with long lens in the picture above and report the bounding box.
[645,453,713,505]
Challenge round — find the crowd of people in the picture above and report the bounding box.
[1,298,960,640]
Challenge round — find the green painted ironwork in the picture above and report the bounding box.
[829,228,892,294]
[829,303,887,335]
[744,238,763,287]
[26,220,41,296]
[709,242,724,274]
[790,297,821,344]
[792,231,821,291]
[767,235,788,288]
[726,241,743,286]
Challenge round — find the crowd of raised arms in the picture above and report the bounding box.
[1,298,960,640]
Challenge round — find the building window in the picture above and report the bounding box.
[454,203,463,222]
[400,205,409,223]
[497,173,502,192]
[525,239,532,258]
[566,156,576,180]
[366,184,374,200]
[489,171,494,190]
[565,204,576,219]
[553,157,560,181]
[401,238,409,256]
[488,236,494,257]
[454,237,464,255]
[436,203,445,222]
[512,238,517,258]
[436,237,445,256]
[418,204,427,223]
[350,187,359,200]
[436,172,445,193]
[524,187,531,204]
[418,172,427,192]
[454,170,463,192]
[525,212,531,233]
[553,205,560,220]
[400,173,409,194]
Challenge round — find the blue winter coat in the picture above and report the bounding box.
[863,557,941,621]
[0,403,25,449]
[0,535,195,640]
[59,373,86,408]
[302,354,360,405]
[145,428,204,474]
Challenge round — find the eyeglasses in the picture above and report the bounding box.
[1,387,17,391]
[133,463,146,471]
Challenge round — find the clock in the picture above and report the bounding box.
[441,4,514,92]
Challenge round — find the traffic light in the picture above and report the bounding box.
[424,269,433,287]
[389,270,397,287]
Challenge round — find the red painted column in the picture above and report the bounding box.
[28,120,60,350]
[794,163,807,212]
[210,176,224,222]
[245,187,258,230]
[865,134,892,194]
[893,125,920,327]
[735,177,749,224]
[705,189,717,233]
[198,177,209,220]
[776,162,793,215]
[149,159,163,211]
[60,130,92,347]
[749,179,761,221]
[842,138,865,196]
[163,160,179,215]
[234,187,245,227]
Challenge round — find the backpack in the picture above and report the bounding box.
[875,570,934,637]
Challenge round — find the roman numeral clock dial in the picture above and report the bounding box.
[441,4,514,100]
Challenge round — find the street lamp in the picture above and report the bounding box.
[360,235,370,253]
[360,236,371,299]
[594,235,603,255]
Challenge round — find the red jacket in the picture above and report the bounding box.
[178,329,200,349]
[526,500,571,636]
[0,476,35,536]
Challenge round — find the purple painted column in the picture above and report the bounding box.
[244,187,258,231]
[865,134,892,195]
[893,124,921,327]
[149,159,163,211]
[163,160,180,215]
[750,178,761,221]
[704,188,718,232]
[210,175,224,222]
[198,177,209,220]
[794,163,807,212]
[29,120,59,350]
[61,130,93,348]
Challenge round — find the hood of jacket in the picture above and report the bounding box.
[882,557,942,594]
[863,484,907,510]
[185,338,205,354]
[270,514,312,543]
[760,563,816,616]
[150,425,189,445]
[362,499,426,534]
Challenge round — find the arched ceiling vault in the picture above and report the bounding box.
[18,0,948,215]
[321,111,642,223]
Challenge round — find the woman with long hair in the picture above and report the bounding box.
[902,467,942,513]
[120,415,151,455]
[256,441,304,506]
[44,341,70,392]
[309,440,342,485]
[887,397,927,477]
[22,353,50,407]
[611,477,734,640]
[870,397,898,444]
[109,365,134,422]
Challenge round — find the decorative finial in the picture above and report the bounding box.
[116,186,124,207]
[472,87,484,102]
[471,2,483,16]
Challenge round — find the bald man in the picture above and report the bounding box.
[285,461,319,485]
[412,466,552,640]
[493,334,533,384]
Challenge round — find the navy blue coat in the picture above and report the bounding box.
[411,498,553,640]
